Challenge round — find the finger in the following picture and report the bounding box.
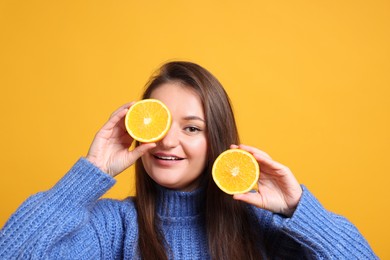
[102,102,136,131]
[102,109,128,132]
[237,144,272,159]
[230,144,239,149]
[126,143,156,162]
[109,102,135,119]
[233,192,265,209]
[252,153,289,175]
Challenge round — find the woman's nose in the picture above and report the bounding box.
[158,124,179,149]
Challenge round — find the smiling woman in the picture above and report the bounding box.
[141,83,208,191]
[0,61,378,259]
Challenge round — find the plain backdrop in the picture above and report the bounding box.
[1,1,389,258]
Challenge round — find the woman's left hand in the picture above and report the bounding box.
[232,144,302,217]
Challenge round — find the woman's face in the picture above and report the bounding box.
[141,82,208,191]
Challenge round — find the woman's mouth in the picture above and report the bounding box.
[153,154,184,161]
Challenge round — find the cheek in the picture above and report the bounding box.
[141,153,152,172]
[185,138,208,162]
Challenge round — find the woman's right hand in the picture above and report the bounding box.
[86,102,156,177]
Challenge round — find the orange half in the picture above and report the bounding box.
[125,99,172,143]
[212,149,260,195]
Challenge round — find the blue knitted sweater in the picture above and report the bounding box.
[0,158,377,259]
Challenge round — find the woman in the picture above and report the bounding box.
[0,61,377,259]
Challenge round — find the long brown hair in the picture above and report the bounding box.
[134,61,260,259]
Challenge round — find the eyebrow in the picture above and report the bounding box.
[183,116,205,122]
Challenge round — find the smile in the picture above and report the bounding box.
[153,155,184,161]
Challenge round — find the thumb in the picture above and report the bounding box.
[233,192,266,209]
[108,143,157,177]
[127,143,156,163]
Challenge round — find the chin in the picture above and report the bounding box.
[150,176,182,190]
[158,182,185,191]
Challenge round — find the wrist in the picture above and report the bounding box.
[283,188,303,217]
[86,155,108,174]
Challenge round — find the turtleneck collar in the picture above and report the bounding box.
[155,185,206,219]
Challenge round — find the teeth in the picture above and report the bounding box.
[156,155,181,160]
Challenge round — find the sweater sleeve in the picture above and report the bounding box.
[268,185,378,259]
[0,158,125,259]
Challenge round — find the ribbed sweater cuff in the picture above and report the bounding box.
[284,185,330,229]
[273,185,377,259]
[281,185,335,239]
[48,158,116,208]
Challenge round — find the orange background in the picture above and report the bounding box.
[1,1,389,258]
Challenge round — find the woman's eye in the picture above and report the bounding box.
[185,126,201,133]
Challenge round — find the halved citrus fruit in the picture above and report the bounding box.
[125,99,172,143]
[212,149,260,195]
